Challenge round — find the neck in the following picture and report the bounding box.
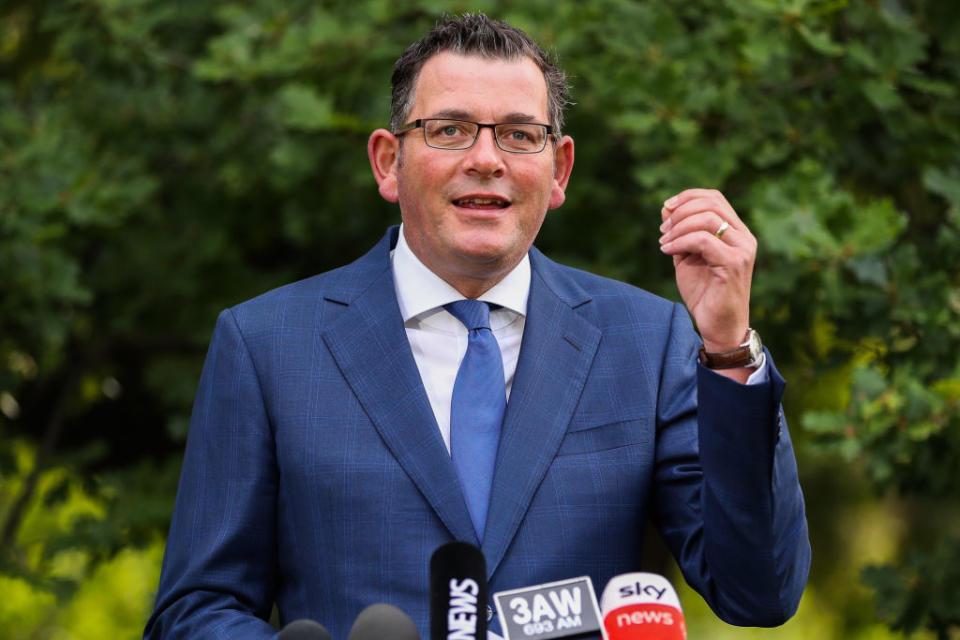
[438,266,514,299]
[400,229,525,299]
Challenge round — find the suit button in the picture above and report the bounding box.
[486,605,494,621]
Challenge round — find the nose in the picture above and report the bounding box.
[462,127,506,178]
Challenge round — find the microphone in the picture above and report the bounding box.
[430,541,488,640]
[277,619,332,640]
[599,573,686,640]
[492,575,605,640]
[348,603,422,640]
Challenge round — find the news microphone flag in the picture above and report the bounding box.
[599,573,686,640]
[493,576,607,640]
[430,541,488,640]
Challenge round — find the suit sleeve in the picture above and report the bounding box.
[652,303,810,626]
[144,309,280,640]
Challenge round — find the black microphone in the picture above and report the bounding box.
[348,603,422,640]
[430,541,488,640]
[277,619,332,640]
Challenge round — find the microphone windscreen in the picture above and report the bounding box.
[599,573,686,640]
[277,619,332,640]
[430,541,488,640]
[348,603,421,640]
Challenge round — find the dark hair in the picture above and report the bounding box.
[389,13,571,134]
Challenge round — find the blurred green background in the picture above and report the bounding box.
[1,0,958,638]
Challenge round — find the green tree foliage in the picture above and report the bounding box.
[1,0,958,637]
[0,440,165,639]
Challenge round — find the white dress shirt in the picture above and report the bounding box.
[391,225,529,452]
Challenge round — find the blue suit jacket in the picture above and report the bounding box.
[145,227,810,639]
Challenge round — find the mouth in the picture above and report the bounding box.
[452,196,511,209]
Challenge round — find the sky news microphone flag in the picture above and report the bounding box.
[599,573,686,640]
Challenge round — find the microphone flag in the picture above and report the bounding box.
[598,573,686,640]
[430,541,489,640]
[493,576,606,640]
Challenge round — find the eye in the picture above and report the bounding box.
[432,121,471,137]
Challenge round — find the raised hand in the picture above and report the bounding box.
[659,189,757,381]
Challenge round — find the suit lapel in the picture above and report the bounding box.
[321,230,478,544]
[481,251,601,578]
[319,233,602,561]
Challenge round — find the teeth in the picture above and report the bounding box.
[456,197,506,206]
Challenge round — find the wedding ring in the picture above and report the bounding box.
[715,221,730,238]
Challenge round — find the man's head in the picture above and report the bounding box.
[389,14,571,135]
[368,15,575,298]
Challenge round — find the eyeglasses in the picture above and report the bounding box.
[394,118,554,154]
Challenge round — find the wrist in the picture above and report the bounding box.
[702,339,743,353]
[700,325,751,354]
[698,328,763,370]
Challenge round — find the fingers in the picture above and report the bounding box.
[659,188,757,259]
[661,211,741,247]
[660,224,741,266]
[664,188,734,216]
[661,189,744,231]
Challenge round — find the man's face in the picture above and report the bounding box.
[371,52,574,295]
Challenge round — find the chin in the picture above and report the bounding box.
[451,235,516,263]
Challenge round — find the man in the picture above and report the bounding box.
[145,14,809,640]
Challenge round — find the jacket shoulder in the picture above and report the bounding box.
[223,237,391,334]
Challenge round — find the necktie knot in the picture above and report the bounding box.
[444,299,492,331]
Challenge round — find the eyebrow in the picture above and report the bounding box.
[431,109,541,123]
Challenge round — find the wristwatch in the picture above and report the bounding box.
[698,328,763,369]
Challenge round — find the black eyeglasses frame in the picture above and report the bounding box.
[394,118,555,154]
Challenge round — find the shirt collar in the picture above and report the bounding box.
[391,223,530,322]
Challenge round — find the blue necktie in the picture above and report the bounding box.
[444,300,506,542]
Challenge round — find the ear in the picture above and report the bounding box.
[547,135,575,210]
[368,128,400,203]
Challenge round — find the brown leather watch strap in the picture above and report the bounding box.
[697,329,762,369]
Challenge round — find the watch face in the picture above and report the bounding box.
[747,330,762,360]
